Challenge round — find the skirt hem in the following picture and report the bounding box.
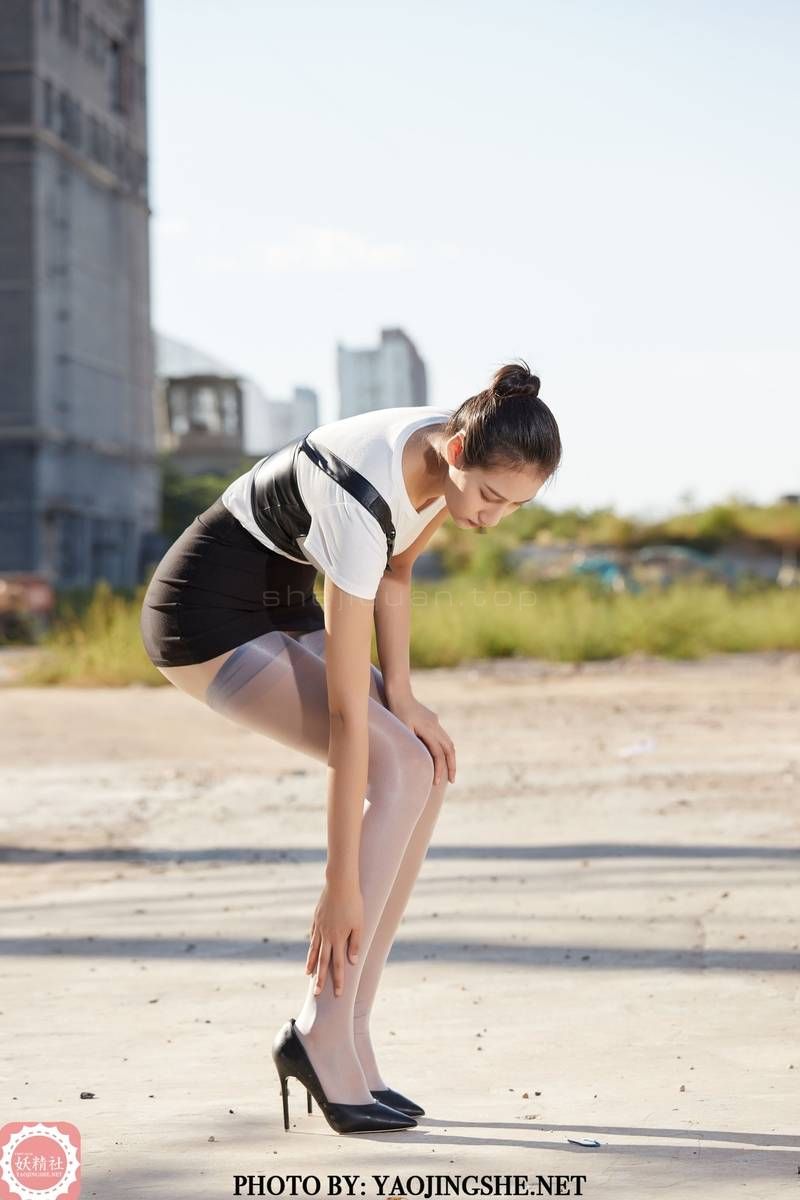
[139,497,325,668]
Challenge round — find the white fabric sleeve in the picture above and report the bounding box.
[299,499,388,600]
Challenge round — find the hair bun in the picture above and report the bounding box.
[490,360,541,401]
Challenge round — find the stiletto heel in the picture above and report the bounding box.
[279,1071,290,1131]
[271,1018,417,1135]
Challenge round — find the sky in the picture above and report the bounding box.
[146,0,799,519]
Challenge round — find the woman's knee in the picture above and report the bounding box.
[395,730,437,813]
[366,720,434,814]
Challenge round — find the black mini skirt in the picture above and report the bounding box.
[139,497,326,667]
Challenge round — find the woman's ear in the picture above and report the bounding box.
[446,431,465,469]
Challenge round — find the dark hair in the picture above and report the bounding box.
[442,358,562,479]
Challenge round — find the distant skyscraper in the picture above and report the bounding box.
[337,328,427,418]
[259,386,320,450]
[0,0,157,587]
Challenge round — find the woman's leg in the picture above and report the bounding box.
[294,629,450,1092]
[152,630,306,703]
[160,627,436,1106]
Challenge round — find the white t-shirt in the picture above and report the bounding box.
[220,405,455,599]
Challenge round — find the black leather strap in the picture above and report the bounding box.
[299,435,396,571]
[249,437,312,561]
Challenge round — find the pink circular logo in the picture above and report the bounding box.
[9,1136,65,1190]
[0,1123,81,1200]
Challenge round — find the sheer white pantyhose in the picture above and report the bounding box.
[204,627,449,1105]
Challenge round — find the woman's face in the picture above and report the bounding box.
[442,432,546,529]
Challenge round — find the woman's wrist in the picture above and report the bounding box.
[384,676,413,705]
[325,860,359,891]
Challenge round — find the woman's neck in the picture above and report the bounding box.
[403,423,449,512]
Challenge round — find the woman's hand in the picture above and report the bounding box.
[386,693,456,785]
[305,878,363,997]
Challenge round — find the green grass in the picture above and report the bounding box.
[406,574,800,667]
[14,580,158,687]
[8,574,800,687]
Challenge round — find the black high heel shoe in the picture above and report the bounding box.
[371,1087,425,1116]
[307,1085,425,1117]
[272,1019,417,1135]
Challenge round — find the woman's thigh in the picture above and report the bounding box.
[156,628,413,775]
[154,630,308,705]
[152,622,387,710]
[293,628,388,708]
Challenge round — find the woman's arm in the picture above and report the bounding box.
[323,573,375,886]
[373,504,451,702]
[373,567,413,704]
[306,572,376,998]
[373,506,456,786]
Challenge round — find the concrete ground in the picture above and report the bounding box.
[1,650,799,1198]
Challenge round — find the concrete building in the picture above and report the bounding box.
[337,327,427,418]
[0,0,157,588]
[155,332,319,472]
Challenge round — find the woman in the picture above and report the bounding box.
[139,359,562,1135]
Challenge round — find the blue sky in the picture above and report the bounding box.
[147,0,799,517]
